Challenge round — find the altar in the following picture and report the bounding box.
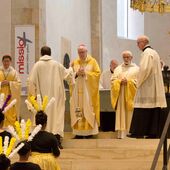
[65,89,113,112]
[64,89,115,132]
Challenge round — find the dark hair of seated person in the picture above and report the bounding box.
[17,141,31,156]
[0,154,11,170]
[32,111,60,157]
[35,111,47,126]
[10,141,41,170]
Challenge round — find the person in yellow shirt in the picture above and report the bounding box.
[0,55,21,127]
[70,44,101,139]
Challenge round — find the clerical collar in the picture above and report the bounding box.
[123,63,131,66]
[40,55,52,61]
[3,67,10,72]
[110,69,113,73]
[142,45,152,52]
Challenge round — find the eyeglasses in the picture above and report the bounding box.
[137,41,143,44]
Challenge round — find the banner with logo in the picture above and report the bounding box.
[15,25,35,95]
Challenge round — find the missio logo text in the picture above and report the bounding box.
[16,32,32,74]
[17,38,24,74]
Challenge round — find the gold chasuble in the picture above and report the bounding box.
[0,66,21,127]
[70,55,100,136]
[111,63,139,132]
[111,80,137,112]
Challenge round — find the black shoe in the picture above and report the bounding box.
[145,135,157,139]
[127,134,135,138]
[55,134,63,149]
[58,143,63,149]
[127,134,144,138]
[73,135,84,139]
[84,135,93,139]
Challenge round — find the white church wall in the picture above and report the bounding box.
[145,12,170,67]
[46,0,91,63]
[102,0,170,70]
[0,0,11,57]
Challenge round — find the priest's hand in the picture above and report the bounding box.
[77,67,85,77]
[121,78,127,85]
[1,80,9,86]
[70,61,74,67]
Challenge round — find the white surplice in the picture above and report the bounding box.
[28,55,72,137]
[134,47,167,108]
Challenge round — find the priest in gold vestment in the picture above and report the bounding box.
[70,44,101,138]
[0,55,21,127]
[111,51,139,139]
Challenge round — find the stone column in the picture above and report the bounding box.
[90,0,102,67]
[10,0,46,120]
[11,0,46,62]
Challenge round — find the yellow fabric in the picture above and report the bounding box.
[71,55,100,130]
[86,59,101,125]
[111,79,137,112]
[30,152,60,170]
[111,63,139,132]
[73,117,93,130]
[28,55,73,137]
[110,79,121,111]
[125,80,137,112]
[0,68,21,127]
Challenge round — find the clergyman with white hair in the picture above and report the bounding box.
[129,35,167,138]
[70,44,101,139]
[111,50,139,139]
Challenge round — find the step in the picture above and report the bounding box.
[60,147,158,161]
[11,132,170,170]
[59,137,168,170]
[63,131,118,139]
[58,159,163,170]
[62,138,160,149]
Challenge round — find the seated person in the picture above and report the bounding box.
[30,111,60,170]
[0,112,11,141]
[0,154,10,170]
[10,141,41,170]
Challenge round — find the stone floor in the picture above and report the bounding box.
[11,132,169,170]
[58,132,167,170]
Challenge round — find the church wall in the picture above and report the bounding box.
[46,0,91,63]
[101,0,170,70]
[145,13,170,67]
[0,1,170,69]
[0,0,11,58]
[0,0,46,65]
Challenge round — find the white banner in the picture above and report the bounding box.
[15,25,35,95]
